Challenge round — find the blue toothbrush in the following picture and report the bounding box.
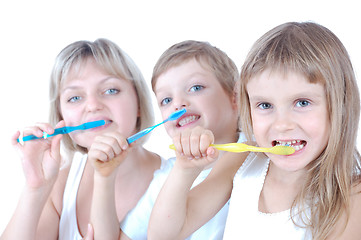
[17,120,107,143]
[127,108,186,144]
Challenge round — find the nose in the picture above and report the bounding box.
[273,110,295,132]
[172,95,189,111]
[85,95,104,112]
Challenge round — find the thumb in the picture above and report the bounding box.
[206,146,219,162]
[50,120,66,161]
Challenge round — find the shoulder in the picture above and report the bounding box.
[327,182,361,239]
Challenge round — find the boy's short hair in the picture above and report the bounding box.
[151,40,239,97]
[49,38,154,154]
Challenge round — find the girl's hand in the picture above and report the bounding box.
[12,121,64,190]
[172,126,219,171]
[88,132,129,177]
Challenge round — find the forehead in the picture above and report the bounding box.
[154,58,216,91]
[247,69,325,98]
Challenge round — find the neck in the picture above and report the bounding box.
[113,145,156,178]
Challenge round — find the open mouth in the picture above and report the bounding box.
[272,140,307,151]
[177,115,200,127]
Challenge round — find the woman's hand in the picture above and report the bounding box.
[88,132,129,177]
[12,121,64,190]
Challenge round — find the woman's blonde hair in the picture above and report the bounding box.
[239,22,361,239]
[151,40,239,98]
[49,38,154,154]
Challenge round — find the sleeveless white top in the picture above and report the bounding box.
[59,152,87,240]
[223,153,311,240]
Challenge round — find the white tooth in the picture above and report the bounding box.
[297,140,300,143]
[287,141,292,146]
[294,145,300,151]
[292,140,296,144]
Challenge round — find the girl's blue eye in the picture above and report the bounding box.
[68,96,81,103]
[190,85,204,92]
[296,99,310,107]
[161,97,172,106]
[258,102,272,110]
[105,88,120,95]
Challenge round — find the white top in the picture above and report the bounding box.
[223,153,311,240]
[59,152,87,240]
[120,133,247,240]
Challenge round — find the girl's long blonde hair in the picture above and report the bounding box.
[239,22,361,239]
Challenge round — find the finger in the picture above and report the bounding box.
[206,146,219,162]
[190,129,202,159]
[34,122,56,136]
[12,131,21,146]
[89,141,116,162]
[172,132,183,155]
[180,129,192,157]
[199,130,214,156]
[50,134,63,163]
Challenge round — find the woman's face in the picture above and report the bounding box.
[59,58,139,150]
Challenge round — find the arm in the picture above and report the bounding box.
[88,132,129,240]
[148,127,248,239]
[0,122,63,240]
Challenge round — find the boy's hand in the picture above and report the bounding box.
[172,126,219,171]
[88,132,129,177]
[12,121,64,190]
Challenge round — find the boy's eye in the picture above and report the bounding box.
[190,85,204,92]
[258,102,272,109]
[68,96,81,103]
[105,88,120,95]
[160,97,172,106]
[296,99,310,107]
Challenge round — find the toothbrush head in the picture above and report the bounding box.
[167,109,186,122]
[270,145,295,155]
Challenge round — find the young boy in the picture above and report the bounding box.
[119,40,244,239]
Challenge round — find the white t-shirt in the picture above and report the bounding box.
[120,133,247,240]
[59,152,87,240]
[223,153,311,239]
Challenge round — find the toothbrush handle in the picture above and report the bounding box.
[17,127,69,142]
[127,126,154,144]
[211,143,272,153]
[126,120,167,144]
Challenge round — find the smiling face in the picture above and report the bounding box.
[247,69,331,173]
[154,58,238,143]
[59,58,139,150]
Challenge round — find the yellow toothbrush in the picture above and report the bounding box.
[169,143,295,155]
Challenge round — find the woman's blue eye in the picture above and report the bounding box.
[105,88,120,95]
[161,97,172,106]
[190,85,204,92]
[68,96,81,103]
[296,99,310,107]
[258,102,272,109]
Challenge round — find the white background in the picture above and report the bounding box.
[0,0,360,233]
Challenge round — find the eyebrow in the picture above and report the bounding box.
[61,76,124,93]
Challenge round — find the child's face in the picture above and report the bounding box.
[59,58,139,149]
[247,69,330,173]
[154,59,238,143]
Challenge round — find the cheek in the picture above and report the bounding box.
[251,115,269,143]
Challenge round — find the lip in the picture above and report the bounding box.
[176,113,200,128]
